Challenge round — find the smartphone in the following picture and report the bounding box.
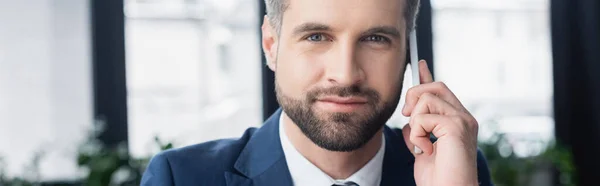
[408,30,424,154]
[409,31,420,87]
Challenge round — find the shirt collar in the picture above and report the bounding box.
[279,111,385,186]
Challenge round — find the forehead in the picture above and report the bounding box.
[282,0,405,32]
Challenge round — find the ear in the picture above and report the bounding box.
[261,16,279,72]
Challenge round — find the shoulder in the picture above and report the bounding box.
[141,127,259,185]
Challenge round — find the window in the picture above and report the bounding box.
[0,1,93,180]
[125,0,263,157]
[432,0,553,157]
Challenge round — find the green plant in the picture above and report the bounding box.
[0,155,7,185]
[479,133,577,186]
[542,141,577,186]
[0,135,173,186]
[72,118,174,185]
[76,134,173,186]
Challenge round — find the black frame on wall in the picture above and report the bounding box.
[551,1,600,185]
[258,0,435,119]
[90,0,129,148]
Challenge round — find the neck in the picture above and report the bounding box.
[282,113,383,180]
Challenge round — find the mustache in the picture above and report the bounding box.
[306,85,380,103]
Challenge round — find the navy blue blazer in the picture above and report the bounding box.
[141,109,493,186]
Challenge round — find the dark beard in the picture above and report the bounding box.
[276,83,401,152]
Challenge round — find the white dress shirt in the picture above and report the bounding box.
[279,112,385,186]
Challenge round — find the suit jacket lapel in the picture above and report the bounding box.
[224,171,253,186]
[224,159,292,186]
[248,158,293,186]
[226,108,293,186]
[380,126,417,186]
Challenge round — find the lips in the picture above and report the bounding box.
[317,96,368,104]
[314,96,369,113]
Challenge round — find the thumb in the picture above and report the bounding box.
[402,124,423,156]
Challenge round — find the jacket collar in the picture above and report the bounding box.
[229,108,293,185]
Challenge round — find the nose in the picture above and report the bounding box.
[324,40,364,86]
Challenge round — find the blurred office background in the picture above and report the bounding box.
[0,0,598,185]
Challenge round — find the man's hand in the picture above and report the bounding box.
[401,60,479,186]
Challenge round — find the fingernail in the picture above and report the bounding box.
[414,146,423,154]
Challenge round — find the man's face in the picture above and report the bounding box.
[264,0,408,151]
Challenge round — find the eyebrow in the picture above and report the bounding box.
[292,22,332,36]
[363,26,401,38]
[291,22,401,38]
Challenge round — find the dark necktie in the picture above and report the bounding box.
[332,181,359,186]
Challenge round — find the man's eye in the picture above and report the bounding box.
[362,35,390,43]
[306,34,328,42]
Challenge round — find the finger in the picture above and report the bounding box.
[411,92,459,116]
[406,115,435,155]
[411,93,479,144]
[419,60,434,84]
[402,124,424,156]
[402,82,466,116]
[409,114,459,155]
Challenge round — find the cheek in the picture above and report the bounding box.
[358,50,405,100]
[275,49,324,98]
